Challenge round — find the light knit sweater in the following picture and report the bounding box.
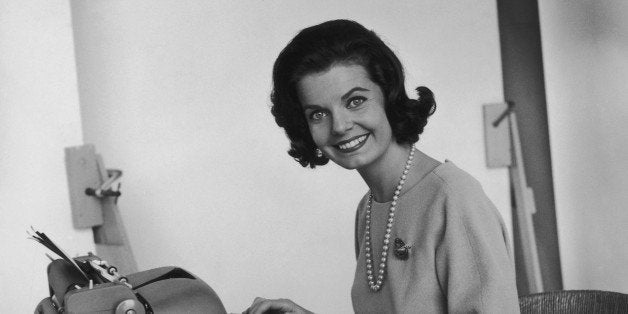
[351,159,520,313]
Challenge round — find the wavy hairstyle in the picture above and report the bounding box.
[271,19,436,168]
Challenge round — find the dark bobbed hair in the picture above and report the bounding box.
[271,19,436,168]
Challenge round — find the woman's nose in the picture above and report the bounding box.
[331,111,353,135]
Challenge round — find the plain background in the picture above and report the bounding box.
[539,0,628,293]
[0,1,626,313]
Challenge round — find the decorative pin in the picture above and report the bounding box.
[394,238,411,260]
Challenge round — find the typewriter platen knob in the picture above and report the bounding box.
[115,299,145,314]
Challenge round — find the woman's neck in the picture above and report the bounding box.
[357,143,413,203]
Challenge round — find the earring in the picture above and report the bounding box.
[315,149,323,158]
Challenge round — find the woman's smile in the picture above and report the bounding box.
[335,133,370,152]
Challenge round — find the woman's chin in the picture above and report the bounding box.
[328,154,370,170]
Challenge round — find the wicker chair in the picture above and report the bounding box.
[519,290,628,314]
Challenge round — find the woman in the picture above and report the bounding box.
[245,19,519,313]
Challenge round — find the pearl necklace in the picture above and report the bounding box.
[364,145,415,292]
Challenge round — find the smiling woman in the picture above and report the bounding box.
[298,64,393,171]
[244,19,520,313]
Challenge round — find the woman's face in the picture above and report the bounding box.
[297,63,395,170]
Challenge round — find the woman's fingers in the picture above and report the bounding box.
[243,297,310,314]
[247,298,288,314]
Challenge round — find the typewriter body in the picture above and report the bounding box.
[35,254,227,314]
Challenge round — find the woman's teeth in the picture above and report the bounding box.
[339,135,367,150]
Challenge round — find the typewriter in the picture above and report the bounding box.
[32,230,227,314]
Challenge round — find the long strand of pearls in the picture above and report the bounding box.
[365,145,415,292]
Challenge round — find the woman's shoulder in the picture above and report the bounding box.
[425,161,502,224]
[355,159,486,213]
[428,160,484,195]
[417,161,498,217]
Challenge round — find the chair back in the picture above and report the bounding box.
[519,290,628,314]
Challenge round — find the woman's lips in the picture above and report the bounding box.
[334,134,369,153]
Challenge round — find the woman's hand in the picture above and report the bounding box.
[242,297,313,314]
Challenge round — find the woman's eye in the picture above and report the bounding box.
[347,97,366,108]
[309,111,327,121]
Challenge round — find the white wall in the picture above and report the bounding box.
[0,1,94,312]
[70,1,509,312]
[539,1,628,292]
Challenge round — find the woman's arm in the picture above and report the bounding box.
[434,178,520,313]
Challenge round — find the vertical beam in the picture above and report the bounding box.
[496,0,563,293]
[509,113,544,293]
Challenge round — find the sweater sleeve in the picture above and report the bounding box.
[434,177,520,314]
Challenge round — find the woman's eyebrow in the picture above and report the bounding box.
[341,87,370,101]
[302,104,323,110]
[302,87,370,109]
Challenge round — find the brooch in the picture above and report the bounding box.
[394,238,411,260]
